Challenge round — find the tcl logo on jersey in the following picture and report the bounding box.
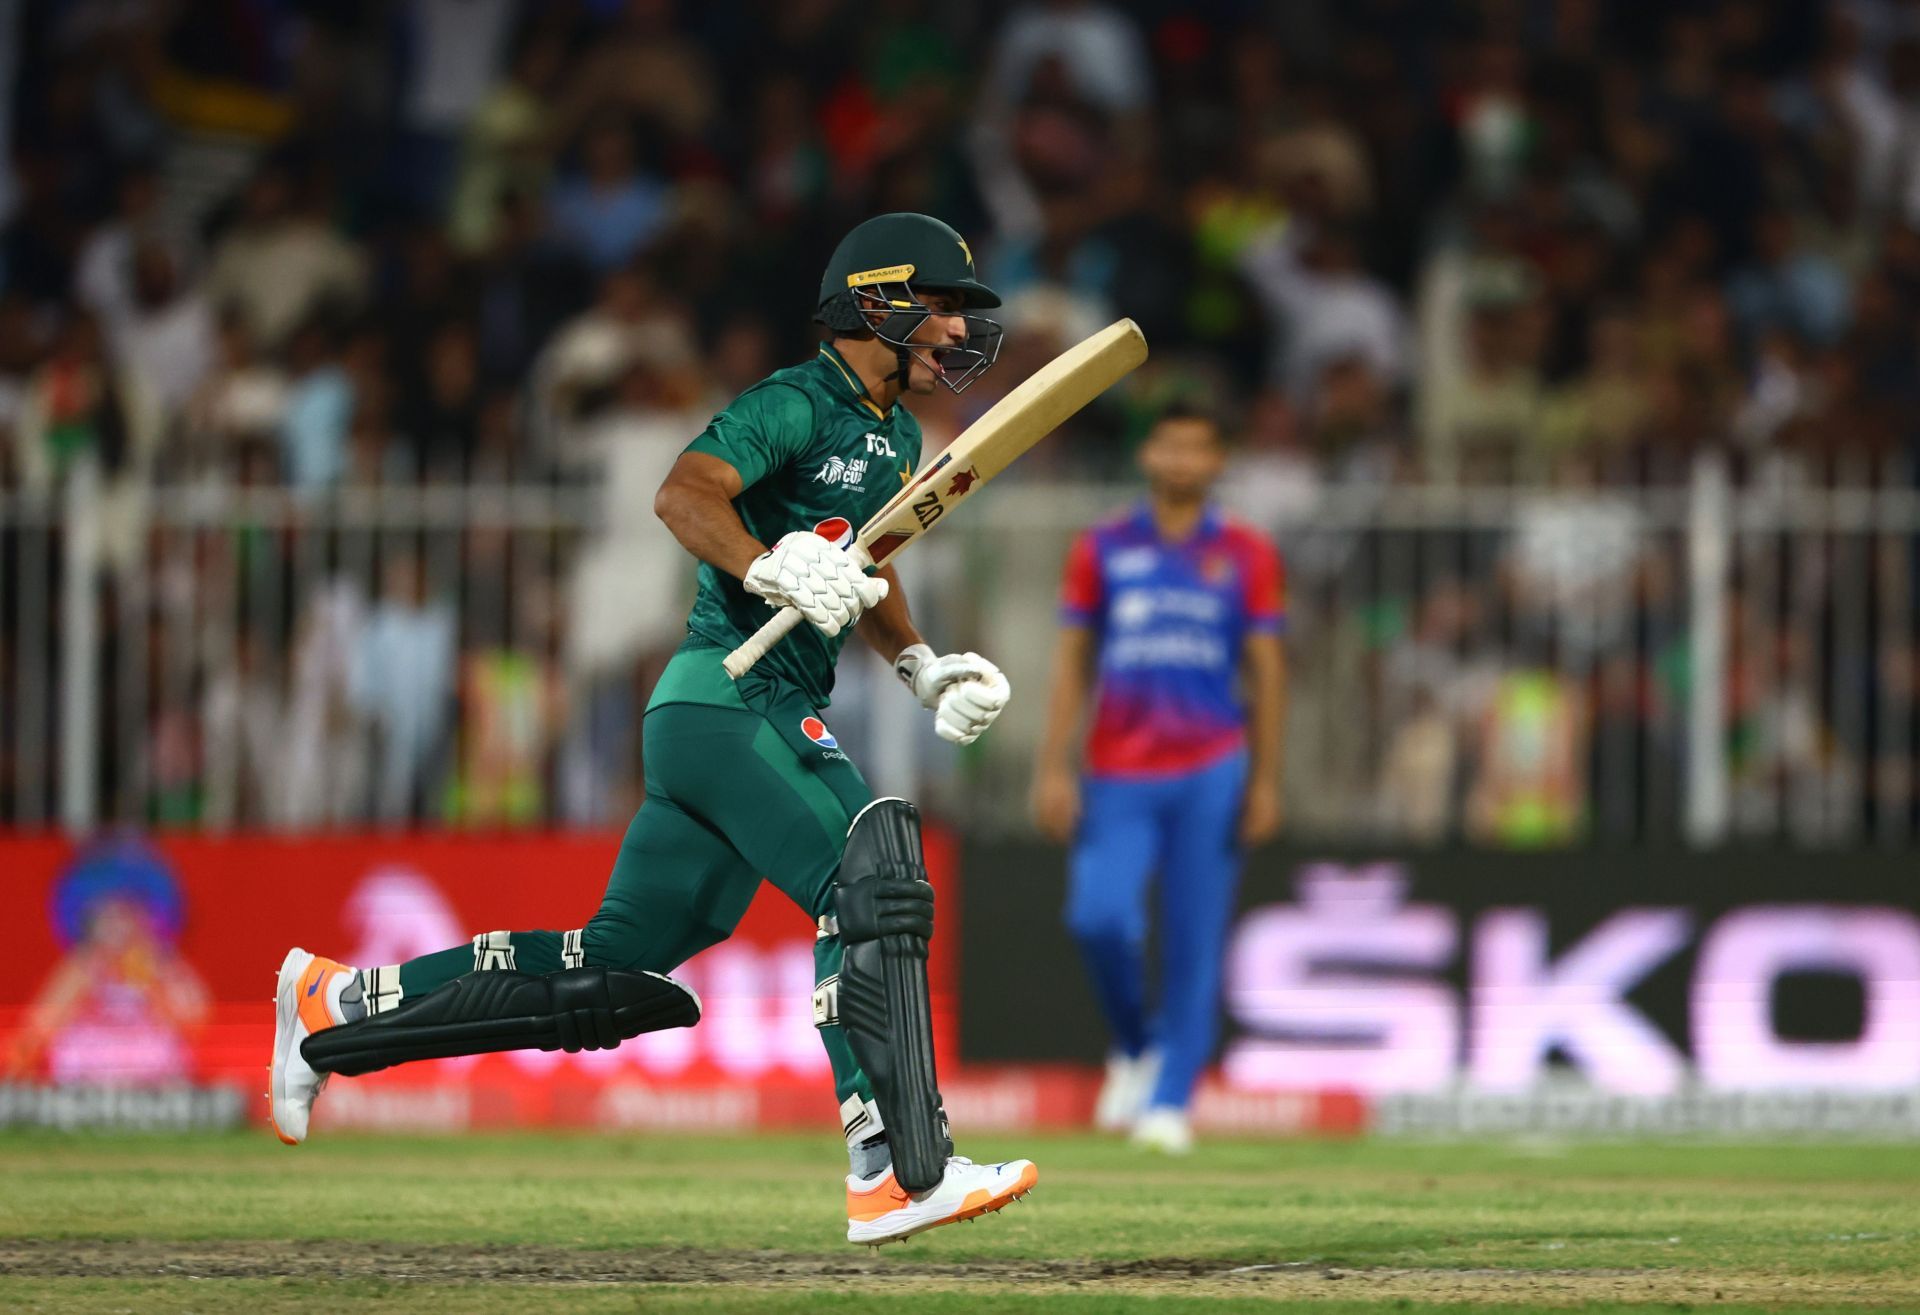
[801,716,839,748]
[812,517,853,549]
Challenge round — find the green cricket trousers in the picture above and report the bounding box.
[386,644,877,1107]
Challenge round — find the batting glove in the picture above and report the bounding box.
[743,531,888,638]
[894,643,1011,745]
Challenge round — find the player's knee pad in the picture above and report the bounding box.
[831,796,951,1194]
[300,966,701,1077]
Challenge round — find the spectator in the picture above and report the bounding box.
[73,164,168,329]
[351,552,456,824]
[206,164,367,350]
[394,0,519,216]
[0,292,41,482]
[201,630,285,829]
[1726,209,1851,349]
[1219,388,1317,532]
[278,320,353,494]
[1540,307,1651,460]
[985,1,1154,116]
[182,312,287,477]
[546,118,672,275]
[1507,452,1645,660]
[473,190,591,380]
[282,580,369,829]
[1466,652,1588,849]
[745,75,831,228]
[554,0,718,144]
[534,263,695,447]
[448,27,567,253]
[451,581,566,828]
[111,240,216,421]
[399,320,483,479]
[1450,40,1534,202]
[1377,683,1458,843]
[1240,219,1408,406]
[11,314,134,488]
[1423,274,1548,482]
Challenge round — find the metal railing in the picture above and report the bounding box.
[6,458,1920,846]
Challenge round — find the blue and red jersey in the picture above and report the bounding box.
[1060,504,1285,777]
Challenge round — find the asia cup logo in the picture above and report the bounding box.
[812,517,853,550]
[801,716,839,749]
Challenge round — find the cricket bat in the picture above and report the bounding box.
[723,318,1149,679]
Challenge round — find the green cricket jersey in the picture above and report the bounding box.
[656,343,923,710]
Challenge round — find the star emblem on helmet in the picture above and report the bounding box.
[956,235,972,268]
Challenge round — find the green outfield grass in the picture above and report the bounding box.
[2,1131,1917,1312]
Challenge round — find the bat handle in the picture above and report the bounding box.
[723,606,804,678]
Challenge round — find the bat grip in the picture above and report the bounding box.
[723,545,875,679]
[723,606,804,679]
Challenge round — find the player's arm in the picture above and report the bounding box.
[856,564,924,658]
[653,451,765,579]
[1031,530,1102,842]
[860,565,1012,747]
[1240,630,1286,845]
[1238,532,1289,845]
[1030,622,1095,843]
[655,449,885,638]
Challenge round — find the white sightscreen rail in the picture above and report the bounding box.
[5,462,1920,843]
[1686,456,1730,846]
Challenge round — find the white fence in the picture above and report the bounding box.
[6,458,1920,845]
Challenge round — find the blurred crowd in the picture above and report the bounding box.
[4,0,1920,839]
[12,0,1920,493]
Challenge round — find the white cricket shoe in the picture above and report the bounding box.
[845,1155,1039,1246]
[268,947,354,1145]
[1093,1049,1160,1131]
[1131,1106,1194,1154]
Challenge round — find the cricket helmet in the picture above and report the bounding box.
[815,212,1002,392]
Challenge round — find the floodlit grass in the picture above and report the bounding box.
[2,1131,1916,1311]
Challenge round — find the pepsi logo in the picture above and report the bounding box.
[801,716,839,749]
[813,517,853,549]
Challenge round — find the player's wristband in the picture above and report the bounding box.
[893,643,936,695]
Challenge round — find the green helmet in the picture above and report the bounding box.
[815,213,1003,393]
[816,212,1001,319]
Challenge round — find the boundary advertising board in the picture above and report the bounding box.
[0,831,957,1133]
[961,844,1920,1131]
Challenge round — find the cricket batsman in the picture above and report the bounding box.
[1031,406,1287,1153]
[269,212,1037,1245]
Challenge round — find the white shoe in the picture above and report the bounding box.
[1093,1049,1160,1132]
[1131,1106,1194,1154]
[268,947,354,1145]
[845,1154,1039,1246]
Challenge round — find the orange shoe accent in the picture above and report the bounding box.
[848,1161,1041,1234]
[294,956,352,1036]
[847,1172,911,1222]
[267,1068,298,1146]
[955,1162,1039,1222]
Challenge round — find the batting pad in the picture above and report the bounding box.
[300,966,701,1077]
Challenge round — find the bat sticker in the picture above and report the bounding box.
[911,490,943,528]
[867,531,913,563]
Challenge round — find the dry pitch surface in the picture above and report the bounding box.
[2,1131,1917,1313]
